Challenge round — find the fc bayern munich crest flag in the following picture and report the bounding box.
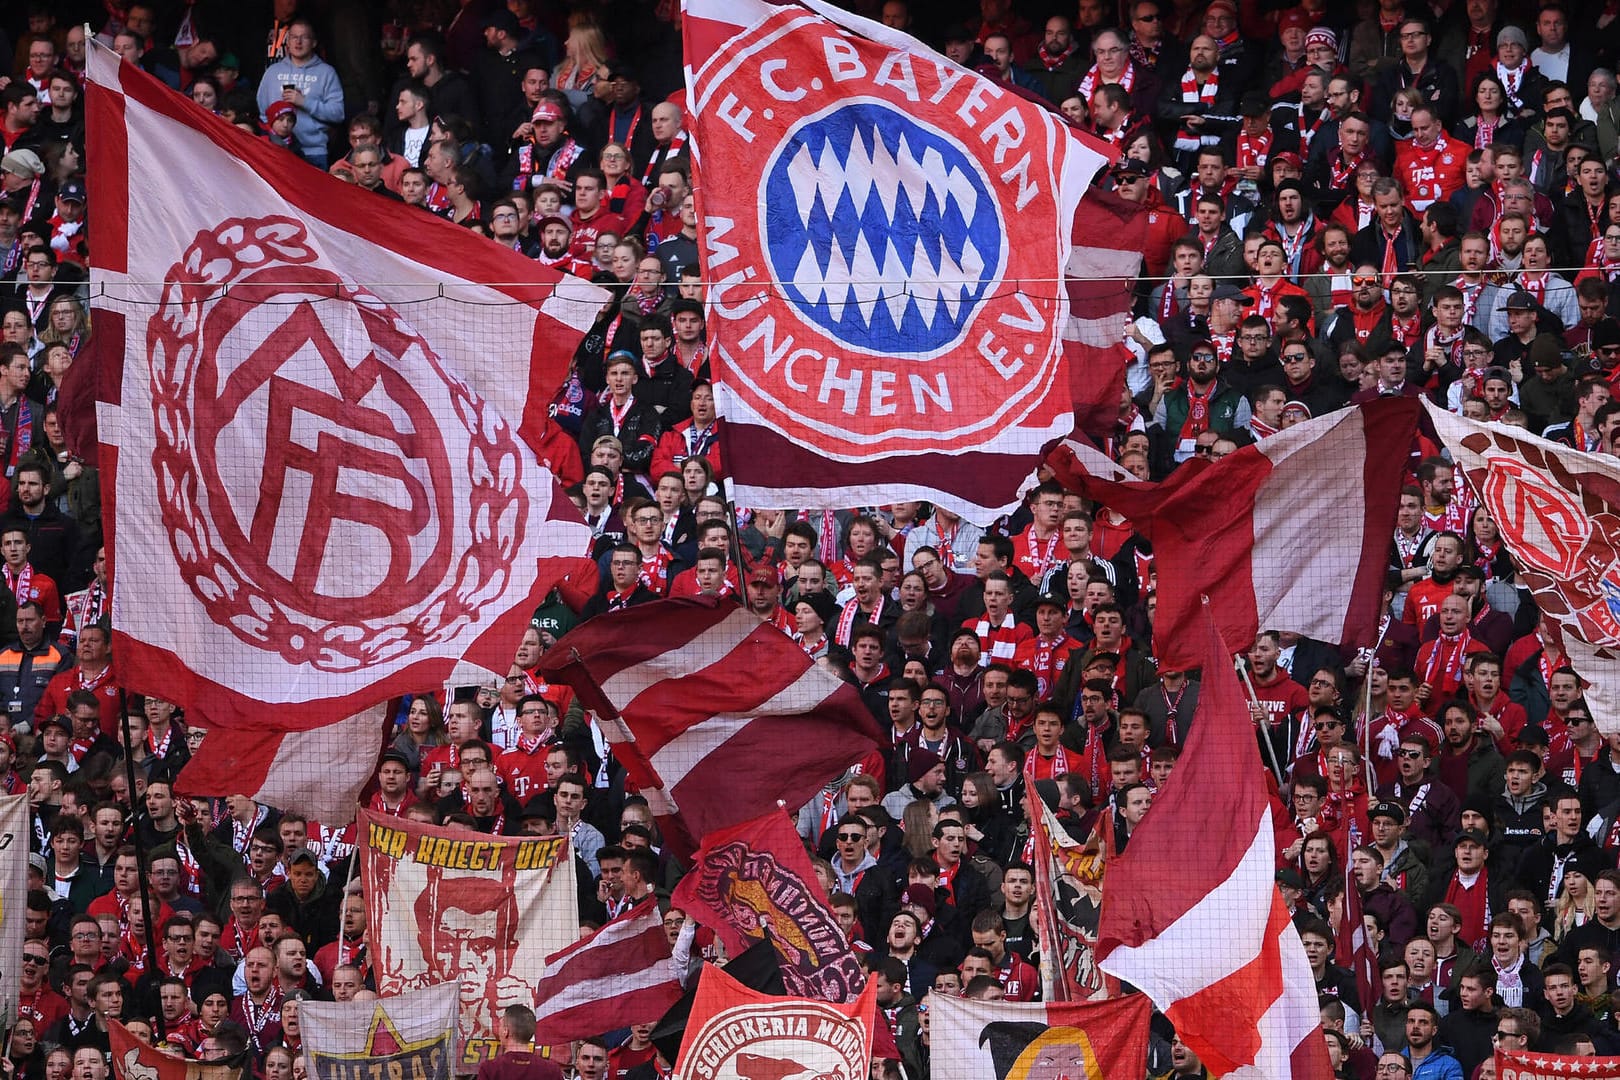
[1426,402,1620,735]
[682,0,1113,520]
[82,43,599,799]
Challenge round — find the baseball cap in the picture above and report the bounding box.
[749,563,781,586]
[532,101,565,124]
[1276,868,1305,889]
[1113,159,1152,178]
[1211,282,1254,303]
[1455,829,1489,847]
[379,749,412,769]
[58,181,85,204]
[1206,0,1238,17]
[286,848,319,868]
[1240,92,1271,118]
[1368,801,1406,823]
[535,213,571,233]
[1516,724,1550,746]
[39,715,71,735]
[1034,593,1067,611]
[1504,290,1540,311]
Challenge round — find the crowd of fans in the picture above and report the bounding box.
[7,0,1620,1078]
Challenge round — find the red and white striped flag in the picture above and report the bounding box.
[532,898,682,1044]
[1337,857,1378,1022]
[82,45,599,819]
[1050,398,1420,672]
[537,597,885,852]
[1065,191,1149,440]
[1096,604,1334,1079]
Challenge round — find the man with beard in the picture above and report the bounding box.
[1154,35,1233,173]
[531,214,575,274]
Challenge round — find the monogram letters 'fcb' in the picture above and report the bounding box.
[684,0,1111,520]
[80,44,598,817]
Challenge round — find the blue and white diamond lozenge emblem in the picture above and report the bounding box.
[762,101,1005,358]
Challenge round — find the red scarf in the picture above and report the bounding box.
[1330,151,1367,189]
[1179,383,1215,441]
[1038,42,1076,70]
[1078,63,1135,103]
[1174,68,1219,149]
[2,561,32,603]
[1423,630,1475,692]
[1237,128,1272,172]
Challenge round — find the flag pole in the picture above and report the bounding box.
[1360,620,1392,794]
[1234,655,1287,785]
[116,686,168,1046]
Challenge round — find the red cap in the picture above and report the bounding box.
[532,102,565,123]
[265,100,295,123]
[1278,7,1316,32]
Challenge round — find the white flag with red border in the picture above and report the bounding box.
[83,44,599,818]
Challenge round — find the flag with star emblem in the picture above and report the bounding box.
[302,983,461,1080]
[1495,1050,1620,1077]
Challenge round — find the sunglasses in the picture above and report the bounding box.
[1136,11,1161,19]
[1397,748,1425,758]
[1352,275,1380,287]
[836,831,865,842]
[21,954,46,964]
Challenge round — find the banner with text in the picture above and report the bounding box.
[358,809,577,1070]
[303,983,459,1080]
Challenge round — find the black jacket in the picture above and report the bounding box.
[577,397,663,474]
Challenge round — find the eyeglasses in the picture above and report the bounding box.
[165,934,193,943]
[1493,1030,1522,1040]
[1313,721,1343,731]
[1190,351,1217,362]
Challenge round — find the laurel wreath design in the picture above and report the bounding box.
[146,216,527,671]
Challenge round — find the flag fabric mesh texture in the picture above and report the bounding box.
[35,0,1620,1076]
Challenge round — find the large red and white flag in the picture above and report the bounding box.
[1096,604,1334,1079]
[1050,398,1420,672]
[83,46,600,815]
[928,993,1151,1080]
[537,596,885,853]
[1426,402,1620,734]
[531,898,682,1044]
[682,0,1113,520]
[674,964,878,1080]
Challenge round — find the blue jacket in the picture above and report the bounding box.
[255,56,345,164]
[1405,1047,1465,1080]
